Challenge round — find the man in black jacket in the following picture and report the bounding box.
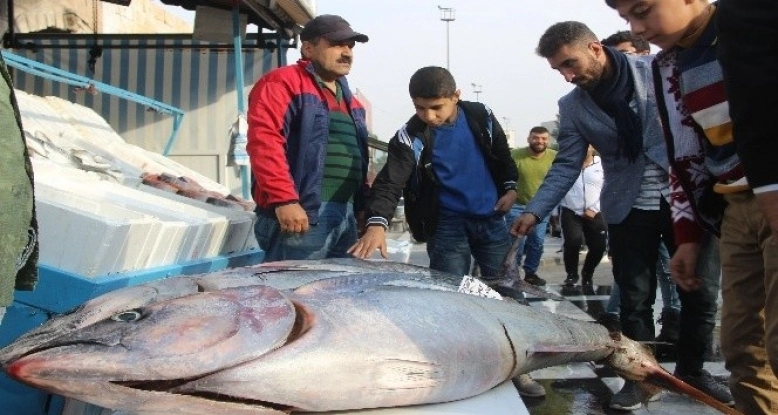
[349,66,517,278]
[348,65,546,399]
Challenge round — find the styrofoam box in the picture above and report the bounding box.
[51,179,228,263]
[138,185,257,254]
[17,91,143,181]
[35,200,156,277]
[35,183,188,271]
[31,159,223,266]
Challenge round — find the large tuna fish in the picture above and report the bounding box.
[0,246,740,415]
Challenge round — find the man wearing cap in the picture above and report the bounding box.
[247,14,371,261]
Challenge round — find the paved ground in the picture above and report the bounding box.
[383,228,730,415]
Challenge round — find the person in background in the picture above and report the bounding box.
[506,126,557,286]
[718,0,778,239]
[548,206,562,238]
[559,145,607,290]
[512,21,726,410]
[348,66,545,398]
[608,0,771,412]
[246,15,370,262]
[0,51,39,325]
[598,30,681,350]
[601,30,650,57]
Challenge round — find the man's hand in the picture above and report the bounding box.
[583,208,597,219]
[671,242,702,291]
[755,191,778,241]
[348,226,388,259]
[494,190,518,213]
[510,212,538,237]
[275,203,309,233]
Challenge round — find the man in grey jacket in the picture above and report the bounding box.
[510,21,728,410]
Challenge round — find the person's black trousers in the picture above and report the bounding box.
[608,200,718,374]
[560,207,607,277]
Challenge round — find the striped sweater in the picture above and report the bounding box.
[652,4,744,245]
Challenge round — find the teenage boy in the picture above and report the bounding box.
[607,0,773,413]
[348,66,546,398]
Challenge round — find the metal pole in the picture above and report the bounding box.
[233,2,250,200]
[438,6,455,70]
[445,21,450,70]
[471,83,482,102]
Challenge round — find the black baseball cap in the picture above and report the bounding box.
[300,15,369,43]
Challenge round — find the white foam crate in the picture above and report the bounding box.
[138,185,257,254]
[17,91,143,181]
[71,180,229,262]
[35,200,157,277]
[35,182,188,270]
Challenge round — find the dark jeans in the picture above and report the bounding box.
[560,207,607,277]
[255,201,357,262]
[608,200,718,374]
[426,209,511,279]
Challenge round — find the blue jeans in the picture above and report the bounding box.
[255,201,357,262]
[426,209,511,279]
[606,241,681,314]
[504,204,549,275]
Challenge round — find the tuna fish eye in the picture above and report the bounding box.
[111,310,142,322]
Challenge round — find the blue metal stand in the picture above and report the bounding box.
[1,50,185,156]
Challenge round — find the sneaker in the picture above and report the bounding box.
[563,273,579,287]
[524,273,546,286]
[597,312,621,332]
[609,380,661,411]
[675,369,734,406]
[514,373,546,398]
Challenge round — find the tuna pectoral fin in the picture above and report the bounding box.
[528,344,613,354]
[485,277,565,303]
[643,369,744,415]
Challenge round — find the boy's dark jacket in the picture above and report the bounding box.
[366,101,518,241]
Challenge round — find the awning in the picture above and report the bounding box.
[158,0,315,37]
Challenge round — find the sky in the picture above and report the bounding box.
[158,1,630,144]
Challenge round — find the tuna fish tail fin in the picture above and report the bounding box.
[608,333,744,415]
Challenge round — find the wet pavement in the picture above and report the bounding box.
[384,229,730,415]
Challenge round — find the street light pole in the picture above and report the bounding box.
[471,83,482,102]
[438,6,455,70]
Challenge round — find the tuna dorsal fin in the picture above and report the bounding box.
[499,237,523,280]
[491,237,565,302]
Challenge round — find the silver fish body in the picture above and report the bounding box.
[0,259,741,415]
